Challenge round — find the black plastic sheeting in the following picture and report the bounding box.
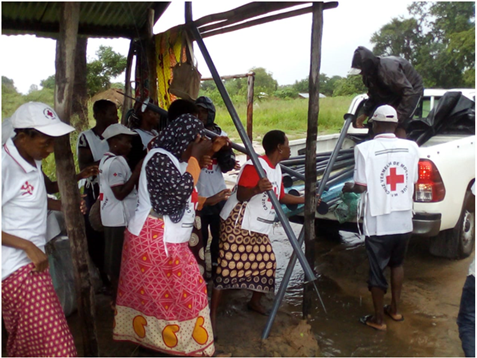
[408,91,475,146]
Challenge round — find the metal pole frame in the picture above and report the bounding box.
[185,2,316,282]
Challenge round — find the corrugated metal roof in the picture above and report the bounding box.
[2,2,170,38]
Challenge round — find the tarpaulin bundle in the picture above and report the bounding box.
[408,91,475,146]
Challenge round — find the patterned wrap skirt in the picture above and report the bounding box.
[113,216,215,357]
[214,202,277,292]
[2,263,77,357]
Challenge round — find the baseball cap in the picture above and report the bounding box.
[102,123,138,140]
[348,68,362,76]
[371,105,398,123]
[11,102,75,137]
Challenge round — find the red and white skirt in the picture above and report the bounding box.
[113,216,215,356]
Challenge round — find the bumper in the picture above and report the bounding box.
[412,213,441,237]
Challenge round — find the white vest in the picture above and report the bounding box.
[134,128,158,150]
[197,129,227,197]
[128,148,198,253]
[220,157,282,235]
[99,154,137,227]
[356,135,419,217]
[77,129,109,162]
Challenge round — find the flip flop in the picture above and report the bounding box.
[384,305,404,321]
[359,314,387,331]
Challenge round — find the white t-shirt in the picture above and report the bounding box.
[99,153,138,227]
[197,130,228,198]
[354,133,419,236]
[2,138,48,280]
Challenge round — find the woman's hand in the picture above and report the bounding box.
[25,242,49,272]
[355,114,367,128]
[206,189,231,206]
[211,136,229,153]
[77,165,99,180]
[199,155,213,169]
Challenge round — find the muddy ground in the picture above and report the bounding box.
[65,222,472,357]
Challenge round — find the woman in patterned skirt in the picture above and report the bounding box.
[210,130,306,335]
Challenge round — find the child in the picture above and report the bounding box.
[99,124,142,306]
[2,102,77,357]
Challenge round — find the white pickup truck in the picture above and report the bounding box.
[289,89,475,259]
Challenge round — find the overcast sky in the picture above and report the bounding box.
[1,0,413,94]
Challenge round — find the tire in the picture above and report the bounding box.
[429,189,475,259]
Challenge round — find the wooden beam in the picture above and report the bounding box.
[121,39,135,125]
[54,3,99,356]
[72,37,88,130]
[200,2,337,39]
[194,2,308,28]
[145,8,158,101]
[302,2,323,318]
[201,72,254,81]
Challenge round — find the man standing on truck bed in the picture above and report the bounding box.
[342,105,419,331]
[350,46,423,138]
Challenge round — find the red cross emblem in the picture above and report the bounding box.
[20,181,34,195]
[43,108,56,119]
[113,173,118,176]
[386,167,405,191]
[191,188,199,208]
[206,158,218,171]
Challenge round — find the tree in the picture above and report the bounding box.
[40,75,56,90]
[371,2,475,88]
[28,84,39,93]
[333,76,367,97]
[86,45,127,96]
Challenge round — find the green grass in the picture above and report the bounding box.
[214,96,354,142]
[3,90,353,180]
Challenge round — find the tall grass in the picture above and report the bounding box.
[214,96,354,142]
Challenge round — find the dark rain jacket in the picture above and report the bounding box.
[354,47,424,129]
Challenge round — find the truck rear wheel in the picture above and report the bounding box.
[429,189,475,259]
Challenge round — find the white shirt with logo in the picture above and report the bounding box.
[220,157,282,236]
[354,134,419,236]
[128,148,198,255]
[99,153,138,227]
[2,138,48,280]
[197,130,227,198]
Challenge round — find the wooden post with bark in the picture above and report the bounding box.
[72,37,88,130]
[121,39,135,125]
[54,3,99,356]
[302,2,323,318]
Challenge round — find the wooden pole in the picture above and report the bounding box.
[72,37,88,130]
[121,39,135,125]
[246,72,255,144]
[302,2,323,318]
[145,8,157,101]
[54,3,99,356]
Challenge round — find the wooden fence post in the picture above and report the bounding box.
[54,2,99,356]
[246,72,255,143]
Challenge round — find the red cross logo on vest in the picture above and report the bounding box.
[20,181,34,195]
[386,167,405,191]
[191,188,199,209]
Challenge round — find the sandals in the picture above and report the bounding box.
[359,314,387,331]
[384,305,404,321]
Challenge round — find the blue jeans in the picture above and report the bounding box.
[457,275,475,357]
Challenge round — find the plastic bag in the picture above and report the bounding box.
[334,192,361,224]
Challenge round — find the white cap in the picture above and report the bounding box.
[371,105,398,123]
[11,102,75,137]
[348,67,362,76]
[102,123,138,140]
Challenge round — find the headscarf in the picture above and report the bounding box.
[151,113,204,159]
[147,114,204,222]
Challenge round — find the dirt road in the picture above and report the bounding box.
[67,222,472,356]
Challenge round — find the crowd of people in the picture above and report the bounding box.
[2,45,473,357]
